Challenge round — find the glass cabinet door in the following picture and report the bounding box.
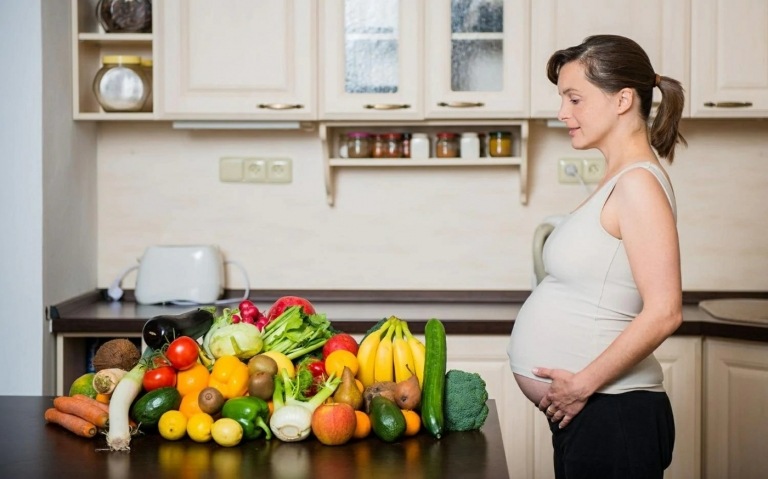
[425,0,529,119]
[320,0,423,119]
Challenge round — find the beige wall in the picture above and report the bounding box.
[96,119,768,292]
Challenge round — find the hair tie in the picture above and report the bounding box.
[654,74,661,87]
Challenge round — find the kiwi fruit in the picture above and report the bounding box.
[198,387,225,415]
[247,355,278,377]
[248,372,275,400]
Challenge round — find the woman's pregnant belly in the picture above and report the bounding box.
[513,373,550,405]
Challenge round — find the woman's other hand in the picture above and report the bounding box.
[534,367,589,428]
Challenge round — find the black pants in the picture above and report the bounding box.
[548,391,675,479]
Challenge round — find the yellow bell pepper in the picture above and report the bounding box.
[208,355,249,398]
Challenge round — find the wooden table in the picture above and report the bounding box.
[0,397,509,479]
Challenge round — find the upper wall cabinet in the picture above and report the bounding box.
[424,0,530,119]
[691,0,768,117]
[157,0,316,120]
[319,0,424,120]
[529,0,691,119]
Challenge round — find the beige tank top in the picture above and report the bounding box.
[507,161,675,394]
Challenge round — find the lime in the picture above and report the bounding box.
[69,372,97,398]
[211,418,243,447]
[158,410,188,441]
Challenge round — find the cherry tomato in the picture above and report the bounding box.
[307,359,326,379]
[143,365,177,391]
[165,336,200,371]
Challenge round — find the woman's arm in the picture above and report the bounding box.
[536,167,683,428]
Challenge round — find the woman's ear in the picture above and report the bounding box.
[617,88,634,114]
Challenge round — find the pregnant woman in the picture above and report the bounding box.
[507,35,686,479]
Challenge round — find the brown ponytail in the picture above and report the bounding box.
[547,35,687,163]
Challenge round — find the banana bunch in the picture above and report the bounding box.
[356,316,427,388]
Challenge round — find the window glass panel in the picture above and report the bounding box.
[344,0,400,94]
[450,0,503,91]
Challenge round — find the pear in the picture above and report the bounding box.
[333,366,364,410]
[394,373,421,410]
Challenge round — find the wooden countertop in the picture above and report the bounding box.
[0,396,508,479]
[48,289,768,342]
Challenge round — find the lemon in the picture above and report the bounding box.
[186,412,214,443]
[68,372,97,398]
[211,418,243,447]
[158,410,188,441]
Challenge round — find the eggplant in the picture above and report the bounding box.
[142,309,214,350]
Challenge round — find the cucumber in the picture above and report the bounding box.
[421,318,446,438]
[369,395,406,443]
[130,387,182,428]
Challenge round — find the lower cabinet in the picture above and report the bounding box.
[447,335,702,479]
[703,338,768,479]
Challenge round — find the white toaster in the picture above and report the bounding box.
[134,245,225,305]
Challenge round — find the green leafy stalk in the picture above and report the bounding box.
[262,306,332,359]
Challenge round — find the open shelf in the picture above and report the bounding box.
[320,120,529,206]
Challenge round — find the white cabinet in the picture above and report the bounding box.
[691,0,768,117]
[703,338,768,479]
[424,0,530,119]
[529,0,691,119]
[157,0,316,120]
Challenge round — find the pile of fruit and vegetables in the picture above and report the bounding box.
[45,296,489,450]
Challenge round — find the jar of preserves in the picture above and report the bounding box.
[460,132,480,159]
[410,133,430,158]
[435,132,459,158]
[92,55,149,112]
[489,131,512,157]
[96,0,152,33]
[401,133,412,158]
[346,132,372,158]
[383,133,403,158]
[372,135,385,159]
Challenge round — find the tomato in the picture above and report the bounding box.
[166,336,200,371]
[307,359,326,379]
[143,366,177,391]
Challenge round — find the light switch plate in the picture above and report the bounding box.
[219,157,243,182]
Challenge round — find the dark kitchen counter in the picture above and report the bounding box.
[48,289,768,342]
[0,396,508,479]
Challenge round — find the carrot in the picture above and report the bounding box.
[54,396,109,428]
[44,408,97,438]
[73,394,137,428]
[96,393,111,405]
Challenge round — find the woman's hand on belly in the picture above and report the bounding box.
[533,367,590,429]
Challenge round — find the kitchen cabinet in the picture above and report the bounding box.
[703,338,768,479]
[529,0,691,119]
[691,0,768,117]
[70,0,155,120]
[319,0,530,120]
[56,333,142,396]
[156,0,316,120]
[319,120,529,206]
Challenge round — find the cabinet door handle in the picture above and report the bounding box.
[437,101,485,108]
[363,103,411,110]
[703,101,753,108]
[257,103,304,110]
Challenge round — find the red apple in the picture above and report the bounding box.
[322,333,359,358]
[311,403,357,446]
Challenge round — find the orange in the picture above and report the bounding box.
[177,362,210,397]
[353,410,371,439]
[179,391,204,419]
[324,350,359,378]
[402,409,421,436]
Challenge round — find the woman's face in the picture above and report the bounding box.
[556,61,619,151]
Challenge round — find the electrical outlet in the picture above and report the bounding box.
[581,158,606,183]
[558,158,583,184]
[243,158,267,182]
[266,158,292,183]
[219,157,244,182]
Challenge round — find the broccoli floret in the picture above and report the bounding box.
[443,369,490,432]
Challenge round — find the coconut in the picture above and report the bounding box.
[92,338,141,372]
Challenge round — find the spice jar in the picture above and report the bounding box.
[401,133,412,158]
[383,133,403,158]
[489,131,512,157]
[96,0,152,33]
[140,57,153,112]
[410,133,430,158]
[372,135,385,159]
[460,132,480,159]
[346,132,372,158]
[435,132,460,158]
[92,55,149,112]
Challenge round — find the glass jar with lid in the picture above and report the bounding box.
[97,0,152,33]
[346,132,372,158]
[383,133,403,158]
[93,55,149,112]
[372,135,385,159]
[489,131,512,157]
[435,132,460,158]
